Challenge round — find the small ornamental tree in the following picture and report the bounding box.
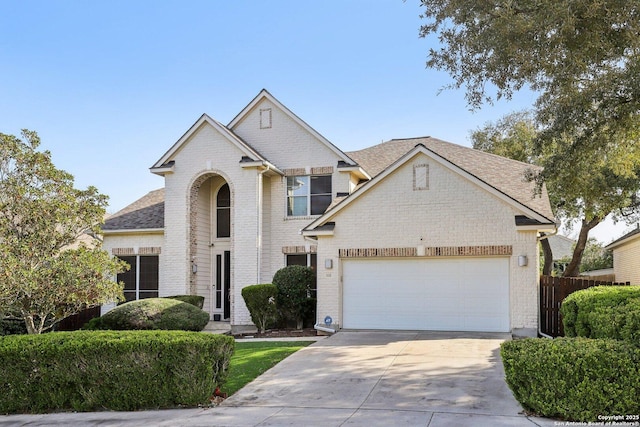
[241,284,278,333]
[272,265,315,330]
[0,130,127,334]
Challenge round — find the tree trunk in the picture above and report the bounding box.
[24,315,38,335]
[562,217,602,277]
[540,235,554,276]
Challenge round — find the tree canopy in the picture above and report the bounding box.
[0,130,126,333]
[419,0,640,184]
[471,111,640,276]
[421,0,640,276]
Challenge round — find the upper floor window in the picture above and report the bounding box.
[286,175,331,216]
[216,183,231,238]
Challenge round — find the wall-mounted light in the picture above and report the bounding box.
[518,255,528,267]
[192,264,198,274]
[325,258,333,269]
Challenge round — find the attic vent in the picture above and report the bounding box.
[260,108,272,129]
[413,164,429,190]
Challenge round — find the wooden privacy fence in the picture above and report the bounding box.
[56,306,101,331]
[539,275,630,337]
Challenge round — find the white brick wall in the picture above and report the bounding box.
[159,106,353,328]
[315,153,540,332]
[231,99,343,171]
[162,122,261,326]
[101,232,164,314]
[232,97,353,285]
[613,237,640,285]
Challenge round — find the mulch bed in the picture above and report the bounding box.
[232,328,318,339]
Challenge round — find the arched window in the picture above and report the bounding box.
[216,183,230,238]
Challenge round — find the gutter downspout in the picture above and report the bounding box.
[537,224,559,339]
[314,323,336,334]
[257,164,270,284]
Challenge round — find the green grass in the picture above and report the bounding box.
[223,341,314,396]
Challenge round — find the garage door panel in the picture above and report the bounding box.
[342,258,510,332]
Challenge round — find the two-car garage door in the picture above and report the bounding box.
[342,257,510,332]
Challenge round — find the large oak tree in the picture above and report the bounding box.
[420,0,640,276]
[0,130,127,334]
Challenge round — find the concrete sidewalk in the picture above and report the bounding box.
[0,331,555,426]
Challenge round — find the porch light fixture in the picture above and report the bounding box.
[325,258,333,269]
[518,255,528,267]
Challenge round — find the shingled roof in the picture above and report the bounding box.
[102,189,165,231]
[104,137,556,231]
[347,137,554,221]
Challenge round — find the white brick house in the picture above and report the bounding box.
[102,89,556,335]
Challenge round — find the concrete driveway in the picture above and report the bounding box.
[0,331,554,426]
[210,331,551,426]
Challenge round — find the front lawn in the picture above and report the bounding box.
[224,341,315,396]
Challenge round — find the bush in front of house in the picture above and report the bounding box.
[273,265,316,329]
[0,330,234,413]
[501,337,640,421]
[88,298,209,331]
[165,295,205,309]
[561,285,640,342]
[241,284,279,333]
[0,317,28,336]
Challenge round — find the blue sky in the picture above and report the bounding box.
[0,1,629,243]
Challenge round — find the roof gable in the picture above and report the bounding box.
[150,114,267,173]
[304,143,556,234]
[346,137,555,221]
[228,89,356,165]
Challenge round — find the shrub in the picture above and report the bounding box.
[0,330,234,413]
[501,337,640,421]
[165,295,205,309]
[273,265,316,329]
[561,286,640,341]
[241,284,278,333]
[94,298,209,331]
[0,317,27,336]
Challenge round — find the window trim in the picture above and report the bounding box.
[285,174,332,217]
[215,183,231,239]
[117,255,159,302]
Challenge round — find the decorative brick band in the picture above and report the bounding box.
[282,245,317,254]
[339,245,512,258]
[283,168,306,176]
[310,166,334,175]
[112,247,161,256]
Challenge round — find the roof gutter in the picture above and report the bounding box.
[537,224,560,241]
[101,228,165,235]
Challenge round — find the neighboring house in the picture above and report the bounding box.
[605,226,640,285]
[546,234,575,274]
[102,89,556,335]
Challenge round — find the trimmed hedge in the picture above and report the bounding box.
[501,337,640,421]
[165,295,205,309]
[89,298,209,331]
[241,284,278,333]
[561,286,640,342]
[0,330,234,413]
[273,265,316,329]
